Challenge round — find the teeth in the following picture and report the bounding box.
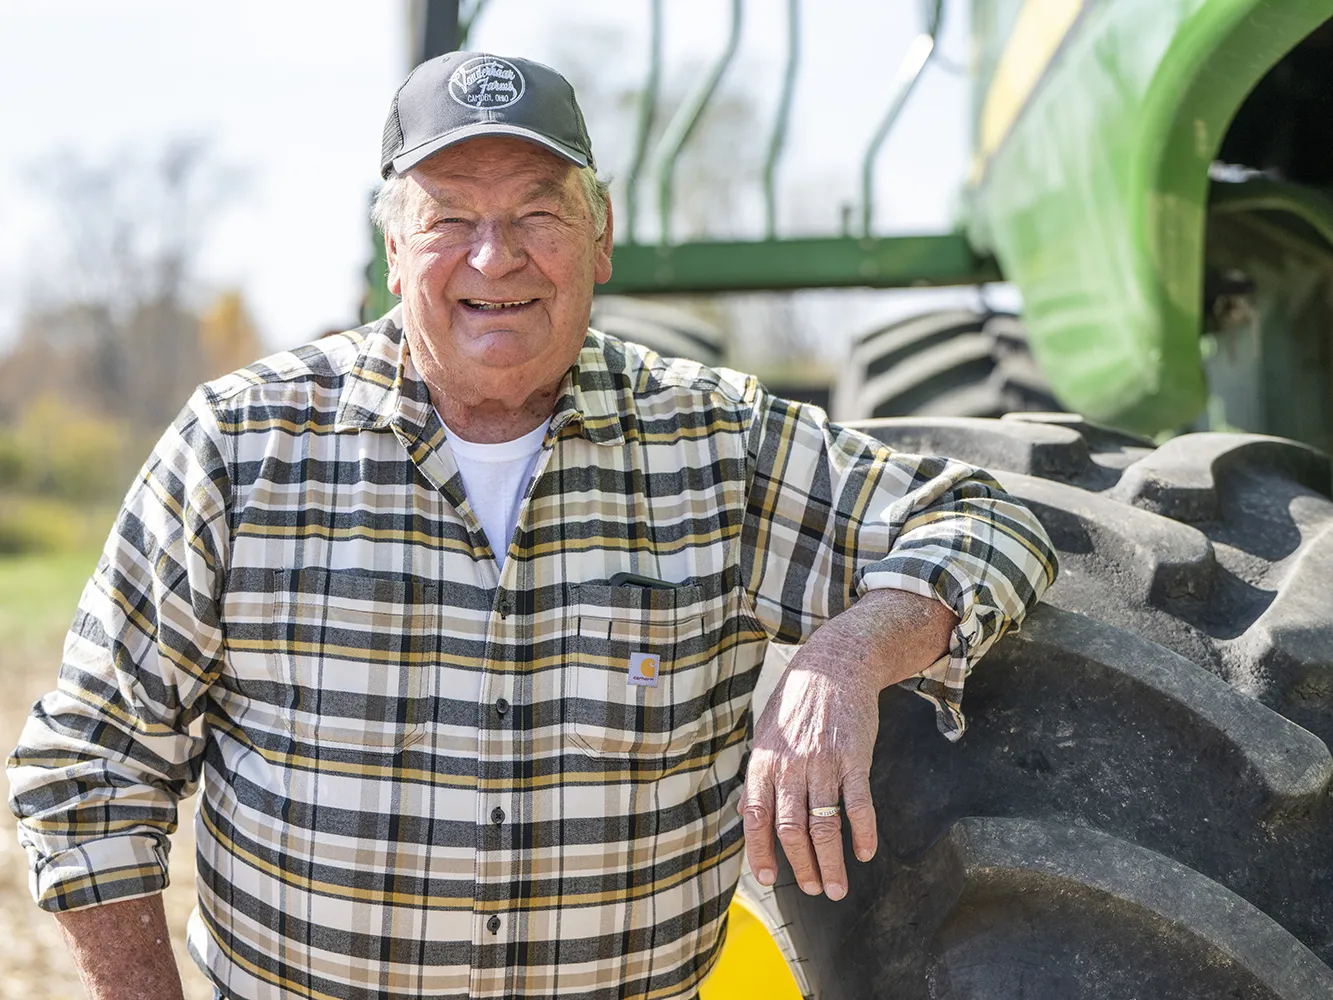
[464,299,534,310]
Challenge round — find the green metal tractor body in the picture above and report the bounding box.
[967,0,1333,446]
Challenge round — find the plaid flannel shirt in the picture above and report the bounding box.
[8,312,1056,999]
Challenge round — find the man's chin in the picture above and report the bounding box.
[469,341,547,373]
[465,325,585,370]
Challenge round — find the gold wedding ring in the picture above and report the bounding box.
[809,805,841,818]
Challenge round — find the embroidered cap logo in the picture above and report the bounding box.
[448,56,526,110]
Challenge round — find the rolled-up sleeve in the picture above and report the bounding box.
[6,387,230,911]
[740,390,1057,740]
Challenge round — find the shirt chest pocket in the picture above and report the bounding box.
[565,583,711,759]
[268,568,437,752]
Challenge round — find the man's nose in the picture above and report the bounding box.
[468,221,526,278]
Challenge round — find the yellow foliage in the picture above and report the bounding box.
[1,392,141,502]
[199,288,263,378]
[0,493,115,555]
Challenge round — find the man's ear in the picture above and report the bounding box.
[594,196,614,285]
[383,232,402,297]
[385,232,403,296]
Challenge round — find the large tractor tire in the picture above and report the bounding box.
[589,295,726,367]
[742,413,1333,999]
[832,310,1058,421]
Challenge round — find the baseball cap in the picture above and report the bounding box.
[381,51,596,179]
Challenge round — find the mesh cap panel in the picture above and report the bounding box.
[381,91,405,178]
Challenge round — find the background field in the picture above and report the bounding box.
[0,548,213,999]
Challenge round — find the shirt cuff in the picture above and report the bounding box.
[857,573,1015,742]
[24,833,170,912]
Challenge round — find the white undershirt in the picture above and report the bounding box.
[441,417,550,570]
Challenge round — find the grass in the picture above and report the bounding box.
[0,548,100,720]
[0,547,100,642]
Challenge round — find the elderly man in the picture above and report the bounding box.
[8,52,1055,1000]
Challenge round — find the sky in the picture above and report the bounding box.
[0,0,985,356]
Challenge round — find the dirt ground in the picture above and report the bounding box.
[0,551,213,999]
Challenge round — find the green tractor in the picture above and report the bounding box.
[371,2,1333,995]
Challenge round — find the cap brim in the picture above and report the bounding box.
[391,122,589,175]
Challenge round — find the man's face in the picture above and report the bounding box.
[385,136,613,414]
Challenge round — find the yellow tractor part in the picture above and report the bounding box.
[700,896,803,999]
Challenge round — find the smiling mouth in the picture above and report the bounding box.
[461,298,536,311]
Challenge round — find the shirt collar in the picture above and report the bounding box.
[335,311,627,447]
[334,307,417,433]
[549,331,627,446]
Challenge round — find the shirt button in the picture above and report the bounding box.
[487,915,502,934]
[490,806,505,825]
[495,697,510,717]
[498,599,511,617]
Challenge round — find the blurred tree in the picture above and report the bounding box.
[0,139,265,547]
[31,138,238,314]
[2,138,258,429]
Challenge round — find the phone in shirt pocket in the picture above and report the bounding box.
[268,567,437,752]
[566,581,711,759]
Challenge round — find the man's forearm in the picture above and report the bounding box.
[805,587,958,690]
[54,894,185,1000]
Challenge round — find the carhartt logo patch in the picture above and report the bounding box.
[628,651,660,687]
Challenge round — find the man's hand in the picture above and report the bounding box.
[741,588,957,900]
